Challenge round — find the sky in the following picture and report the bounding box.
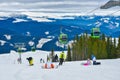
[0,0,119,16]
[0,0,119,22]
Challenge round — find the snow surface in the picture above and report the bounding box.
[36,38,52,48]
[4,34,11,40]
[0,50,120,80]
[0,40,6,46]
[12,18,28,23]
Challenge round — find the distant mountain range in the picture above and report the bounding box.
[0,15,120,54]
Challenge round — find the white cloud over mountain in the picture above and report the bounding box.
[0,0,119,22]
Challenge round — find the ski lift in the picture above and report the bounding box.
[91,28,100,38]
[58,27,68,44]
[59,33,68,44]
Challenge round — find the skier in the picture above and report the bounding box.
[26,57,34,66]
[40,58,43,63]
[91,54,101,65]
[59,51,65,65]
[47,55,50,62]
[17,57,22,64]
[41,62,55,69]
[54,54,58,62]
[83,58,91,66]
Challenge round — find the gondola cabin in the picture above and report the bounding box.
[91,28,100,38]
[59,33,68,44]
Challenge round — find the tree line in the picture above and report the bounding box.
[66,33,120,61]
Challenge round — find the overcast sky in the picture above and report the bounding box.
[0,0,119,17]
[0,0,109,11]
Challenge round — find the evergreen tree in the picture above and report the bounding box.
[92,39,98,58]
[106,37,111,58]
[101,34,106,41]
[67,45,72,61]
[75,34,79,42]
[78,35,83,60]
[51,48,54,62]
[71,33,119,61]
[117,37,120,58]
[87,37,93,58]
[98,40,107,59]
[112,38,117,58]
[113,38,116,48]
[72,42,77,61]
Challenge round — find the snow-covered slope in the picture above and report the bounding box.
[0,50,120,80]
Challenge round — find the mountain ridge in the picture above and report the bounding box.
[0,15,120,53]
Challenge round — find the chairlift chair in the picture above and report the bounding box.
[91,28,100,38]
[59,33,68,44]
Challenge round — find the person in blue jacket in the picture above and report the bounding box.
[91,54,101,65]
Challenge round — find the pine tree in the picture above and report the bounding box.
[117,37,120,58]
[87,37,93,58]
[112,38,117,58]
[72,42,77,61]
[67,45,72,61]
[51,48,54,62]
[106,37,111,58]
[71,32,120,60]
[101,34,106,41]
[113,38,116,48]
[92,39,98,58]
[75,34,79,42]
[98,40,107,59]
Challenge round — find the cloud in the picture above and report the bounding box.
[0,1,107,11]
[27,16,55,22]
[0,0,119,22]
[0,0,110,13]
[0,0,41,3]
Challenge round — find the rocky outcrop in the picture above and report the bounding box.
[100,0,120,9]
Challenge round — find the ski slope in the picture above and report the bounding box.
[0,50,120,80]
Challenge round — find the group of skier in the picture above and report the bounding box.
[25,51,66,69]
[25,51,100,68]
[83,54,101,66]
[42,51,66,69]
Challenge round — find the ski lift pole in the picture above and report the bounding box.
[64,44,65,50]
[15,43,25,64]
[18,47,22,64]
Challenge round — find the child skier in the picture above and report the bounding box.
[83,58,91,66]
[26,57,34,66]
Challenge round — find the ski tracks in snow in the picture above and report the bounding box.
[14,64,60,80]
